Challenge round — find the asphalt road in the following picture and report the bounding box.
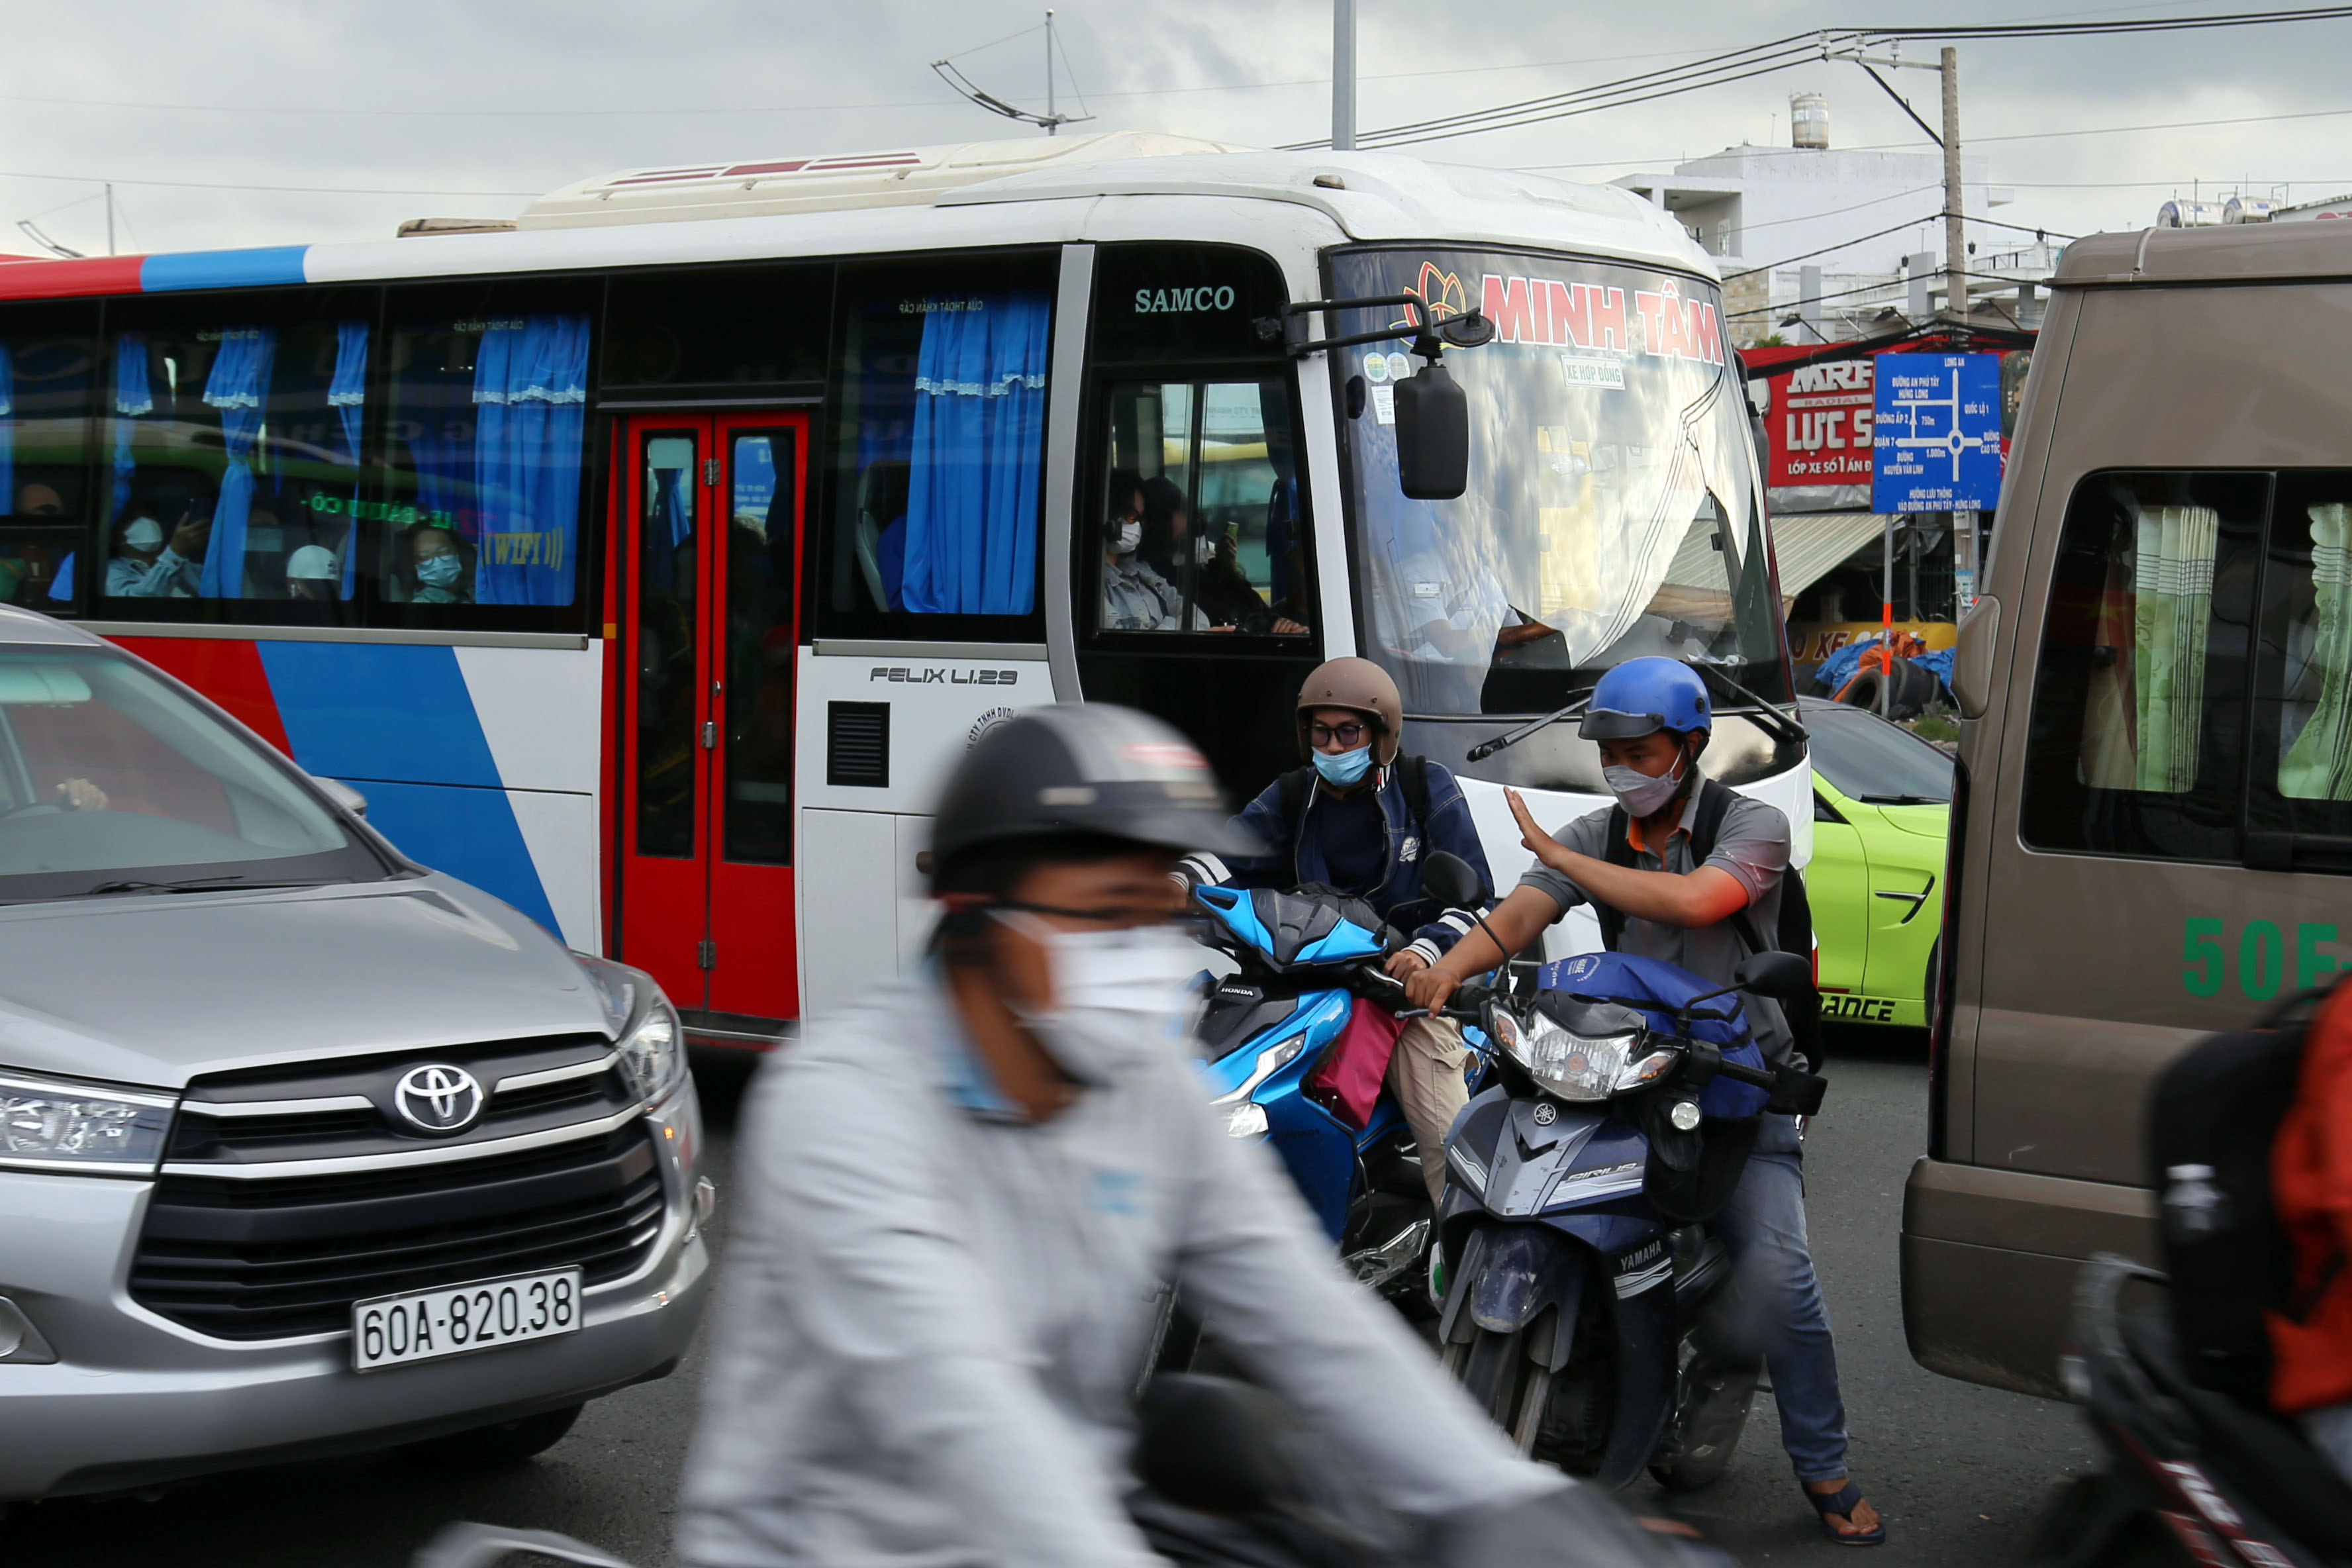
[18,1032,2096,1568]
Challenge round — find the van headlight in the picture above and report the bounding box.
[0,1071,174,1174]
[617,1004,685,1104]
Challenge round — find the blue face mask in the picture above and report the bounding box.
[416,554,462,589]
[1312,744,1375,788]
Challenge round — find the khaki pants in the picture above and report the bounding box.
[1387,1015,1471,1206]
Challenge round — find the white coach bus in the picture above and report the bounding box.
[0,129,1804,1042]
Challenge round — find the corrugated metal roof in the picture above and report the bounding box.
[1769,512,1892,599]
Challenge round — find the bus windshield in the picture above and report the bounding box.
[1331,246,1782,716]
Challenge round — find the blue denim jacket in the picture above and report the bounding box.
[1181,758,1496,963]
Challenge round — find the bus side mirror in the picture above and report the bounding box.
[1394,357,1469,501]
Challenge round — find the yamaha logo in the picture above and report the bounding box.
[393,1064,485,1134]
[1531,1103,1557,1126]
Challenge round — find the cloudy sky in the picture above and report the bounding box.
[1,0,2346,262]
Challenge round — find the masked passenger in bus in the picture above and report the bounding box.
[1101,470,1200,632]
[398,523,473,605]
[106,513,205,599]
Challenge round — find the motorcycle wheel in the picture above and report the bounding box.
[1647,1348,1761,1491]
[1458,1327,1551,1457]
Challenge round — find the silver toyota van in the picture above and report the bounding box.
[1903,220,2352,1396]
[0,607,708,1499]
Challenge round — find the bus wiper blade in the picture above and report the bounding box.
[82,875,316,897]
[1857,793,1943,806]
[1466,688,1597,763]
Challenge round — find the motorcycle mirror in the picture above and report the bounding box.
[1736,950,1815,1001]
[1420,850,1482,912]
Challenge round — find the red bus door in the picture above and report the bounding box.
[614,413,806,1024]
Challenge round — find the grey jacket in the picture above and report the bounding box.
[675,974,1560,1568]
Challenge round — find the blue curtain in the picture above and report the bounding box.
[898,293,1050,615]
[330,321,368,600]
[471,314,588,607]
[0,345,13,518]
[111,336,154,524]
[48,552,73,603]
[197,328,277,599]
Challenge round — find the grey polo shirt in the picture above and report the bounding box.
[1516,788,1800,1067]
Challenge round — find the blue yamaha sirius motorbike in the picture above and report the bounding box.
[1185,878,1461,1308]
[1410,851,1828,1491]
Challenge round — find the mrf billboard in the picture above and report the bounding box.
[1765,356,1876,487]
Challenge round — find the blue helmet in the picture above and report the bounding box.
[1579,658,1711,742]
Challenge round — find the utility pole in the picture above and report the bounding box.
[1332,0,1357,151]
[1940,47,1964,330]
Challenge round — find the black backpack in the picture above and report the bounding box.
[2151,982,2345,1406]
[1597,777,1824,1071]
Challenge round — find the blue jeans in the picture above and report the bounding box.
[1714,1113,1850,1484]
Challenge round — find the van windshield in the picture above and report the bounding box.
[1329,246,1783,717]
[0,648,383,902]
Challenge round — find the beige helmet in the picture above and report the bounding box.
[1296,657,1403,765]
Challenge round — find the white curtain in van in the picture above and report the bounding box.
[2130,503,2218,794]
[2281,503,2352,799]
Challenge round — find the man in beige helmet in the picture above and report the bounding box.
[1175,658,1494,1204]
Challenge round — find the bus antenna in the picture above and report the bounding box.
[932,11,1095,136]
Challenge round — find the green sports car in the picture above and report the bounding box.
[1800,696,1953,1028]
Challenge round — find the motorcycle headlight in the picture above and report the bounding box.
[0,1071,173,1175]
[1507,1014,1645,1103]
[617,1004,686,1104]
[1222,1102,1269,1140]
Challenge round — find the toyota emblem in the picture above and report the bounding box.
[1531,1102,1557,1126]
[393,1064,485,1134]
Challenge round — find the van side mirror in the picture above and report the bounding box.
[1736,950,1814,1001]
[1420,849,1483,911]
[1395,358,1469,500]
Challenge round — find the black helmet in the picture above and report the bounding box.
[930,704,1258,887]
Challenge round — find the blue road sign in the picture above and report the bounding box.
[1871,353,2002,514]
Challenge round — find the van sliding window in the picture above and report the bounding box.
[2018,470,2265,861]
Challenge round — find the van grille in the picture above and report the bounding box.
[134,1035,673,1341]
[130,1124,665,1341]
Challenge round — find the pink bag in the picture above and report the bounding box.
[1303,999,1405,1131]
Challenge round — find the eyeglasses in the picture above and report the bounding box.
[1309,722,1372,748]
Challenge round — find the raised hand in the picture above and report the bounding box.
[1505,787,1575,872]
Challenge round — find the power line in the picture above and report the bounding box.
[1292,7,2352,151]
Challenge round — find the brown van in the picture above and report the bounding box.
[1903,220,2352,1397]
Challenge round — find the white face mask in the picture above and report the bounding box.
[1110,518,1142,556]
[1603,752,1687,818]
[991,910,1204,1086]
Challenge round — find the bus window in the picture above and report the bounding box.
[2017,471,2265,861]
[818,254,1054,637]
[98,295,376,617]
[1091,377,1310,637]
[2251,472,2352,842]
[604,263,830,396]
[380,280,601,619]
[0,302,97,617]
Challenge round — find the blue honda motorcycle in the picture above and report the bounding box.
[1186,881,1475,1305]
[1424,899,1826,1491]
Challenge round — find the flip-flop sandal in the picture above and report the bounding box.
[1802,1481,1887,1546]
